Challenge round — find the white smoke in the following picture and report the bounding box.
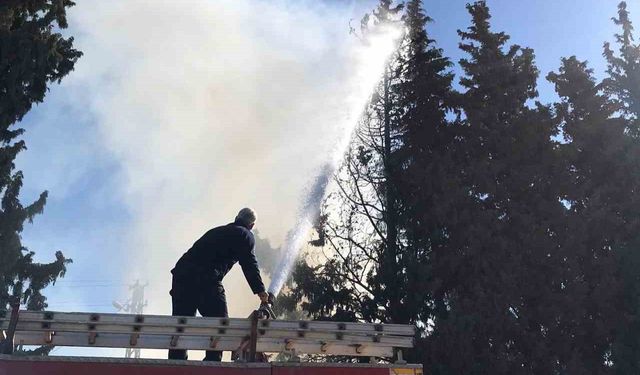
[57,0,399,357]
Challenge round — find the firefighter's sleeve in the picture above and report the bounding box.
[238,234,266,294]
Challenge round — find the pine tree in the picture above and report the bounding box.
[548,56,631,374]
[0,1,81,313]
[424,2,566,373]
[601,2,640,371]
[391,0,457,364]
[363,0,406,326]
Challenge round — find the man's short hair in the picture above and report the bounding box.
[235,207,257,226]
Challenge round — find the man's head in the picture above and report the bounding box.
[235,207,257,230]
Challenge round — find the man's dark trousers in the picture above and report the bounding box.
[168,271,228,361]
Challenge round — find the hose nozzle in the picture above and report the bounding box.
[256,292,277,319]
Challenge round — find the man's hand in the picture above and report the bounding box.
[258,291,269,304]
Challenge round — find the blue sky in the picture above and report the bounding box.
[424,0,627,101]
[11,0,637,357]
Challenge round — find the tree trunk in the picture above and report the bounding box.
[382,67,402,324]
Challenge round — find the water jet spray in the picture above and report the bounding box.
[268,24,403,297]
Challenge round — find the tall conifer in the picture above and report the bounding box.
[0,1,81,313]
[392,0,457,364]
[601,2,640,371]
[425,2,565,373]
[548,56,632,374]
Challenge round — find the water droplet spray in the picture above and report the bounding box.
[268,24,403,296]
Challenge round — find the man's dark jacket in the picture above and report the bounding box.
[172,222,265,294]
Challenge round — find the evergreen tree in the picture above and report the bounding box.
[425,2,565,373]
[285,1,640,372]
[372,0,406,327]
[0,1,81,313]
[601,2,640,371]
[392,0,457,364]
[548,56,630,374]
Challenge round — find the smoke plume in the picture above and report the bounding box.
[57,0,399,357]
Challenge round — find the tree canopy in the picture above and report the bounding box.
[285,1,640,373]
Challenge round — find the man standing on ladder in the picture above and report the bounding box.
[168,208,269,361]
